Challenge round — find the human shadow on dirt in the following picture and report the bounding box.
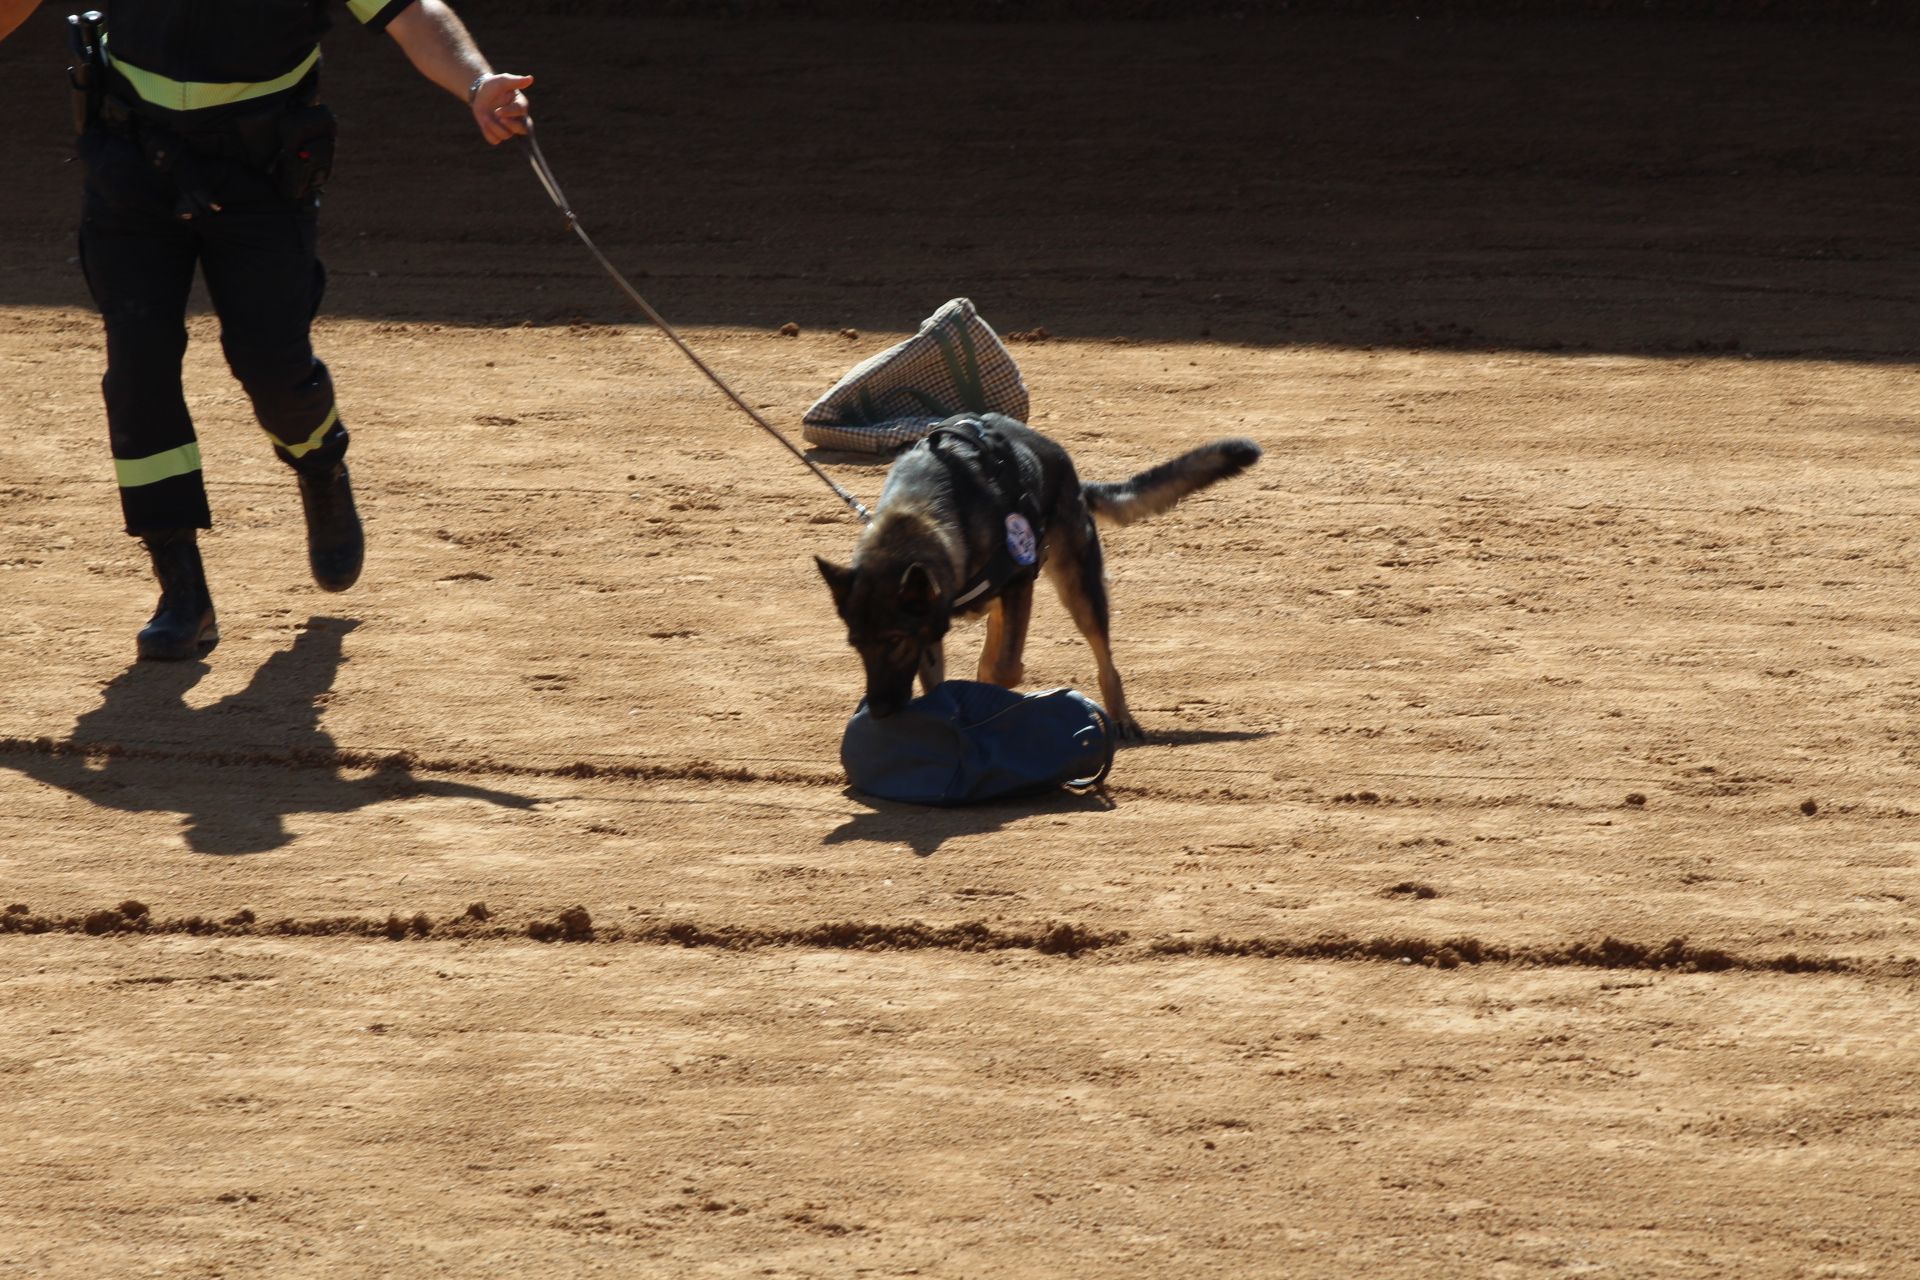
[824,788,1116,858]
[2,617,538,856]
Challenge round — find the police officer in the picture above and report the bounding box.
[0,0,532,660]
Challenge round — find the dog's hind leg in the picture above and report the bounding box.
[977,579,1033,688]
[1044,536,1140,741]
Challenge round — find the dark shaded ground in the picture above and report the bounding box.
[2,9,1913,358]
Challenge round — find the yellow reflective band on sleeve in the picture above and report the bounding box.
[115,443,203,490]
[267,404,339,460]
[104,38,320,113]
[346,0,389,23]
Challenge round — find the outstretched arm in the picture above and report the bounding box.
[383,0,531,145]
[0,0,39,44]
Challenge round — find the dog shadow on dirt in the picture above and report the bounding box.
[3,616,538,856]
[824,788,1116,858]
[821,721,1272,856]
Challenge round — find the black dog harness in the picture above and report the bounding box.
[921,416,1046,611]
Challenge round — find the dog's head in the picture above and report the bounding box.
[816,556,951,718]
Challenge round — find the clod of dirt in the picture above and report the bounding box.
[1625,793,1647,807]
[1382,882,1438,899]
[464,902,491,922]
[1800,798,1819,816]
[529,906,595,943]
[838,328,859,340]
[4,903,28,915]
[1005,326,1052,342]
[1032,921,1109,957]
[225,908,256,926]
[0,908,52,935]
[777,322,800,337]
[384,913,434,940]
[76,903,158,934]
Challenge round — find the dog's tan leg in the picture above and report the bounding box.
[918,638,946,698]
[1077,627,1137,741]
[978,600,1006,683]
[976,579,1032,688]
[1045,545,1141,740]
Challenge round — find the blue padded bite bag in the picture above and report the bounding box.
[841,680,1115,806]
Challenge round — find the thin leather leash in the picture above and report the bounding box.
[520,129,873,525]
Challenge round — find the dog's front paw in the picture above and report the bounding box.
[1113,714,1146,743]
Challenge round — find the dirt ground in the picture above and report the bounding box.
[4,9,1919,1278]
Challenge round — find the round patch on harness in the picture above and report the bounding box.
[1005,513,1037,566]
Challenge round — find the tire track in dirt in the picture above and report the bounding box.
[0,734,837,789]
[16,473,1920,522]
[0,901,1884,977]
[0,735,1702,809]
[3,733,1277,804]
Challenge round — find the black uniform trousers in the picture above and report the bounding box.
[78,124,349,536]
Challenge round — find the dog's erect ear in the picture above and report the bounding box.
[816,556,855,612]
[898,562,939,615]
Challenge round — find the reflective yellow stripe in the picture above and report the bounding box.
[115,443,202,489]
[268,404,339,459]
[104,38,319,113]
[346,0,389,23]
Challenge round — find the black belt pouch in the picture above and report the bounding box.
[276,103,336,201]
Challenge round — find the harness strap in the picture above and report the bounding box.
[927,417,1043,611]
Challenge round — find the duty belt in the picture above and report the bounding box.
[95,91,286,170]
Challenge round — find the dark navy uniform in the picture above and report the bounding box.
[82,0,413,534]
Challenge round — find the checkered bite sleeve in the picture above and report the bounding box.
[802,298,1030,454]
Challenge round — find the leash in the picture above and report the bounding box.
[519,129,873,525]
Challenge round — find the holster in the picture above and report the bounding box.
[65,10,105,136]
[275,103,337,202]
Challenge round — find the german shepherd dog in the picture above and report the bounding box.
[816,413,1261,739]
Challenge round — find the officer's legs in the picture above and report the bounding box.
[79,130,220,660]
[197,200,345,469]
[200,198,363,592]
[78,132,209,535]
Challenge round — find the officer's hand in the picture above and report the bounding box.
[470,73,533,145]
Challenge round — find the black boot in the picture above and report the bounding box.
[297,461,364,593]
[137,530,218,661]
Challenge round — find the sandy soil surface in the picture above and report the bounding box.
[3,10,1919,1278]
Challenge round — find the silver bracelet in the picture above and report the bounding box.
[467,72,490,103]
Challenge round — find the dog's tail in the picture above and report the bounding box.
[1082,437,1262,527]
